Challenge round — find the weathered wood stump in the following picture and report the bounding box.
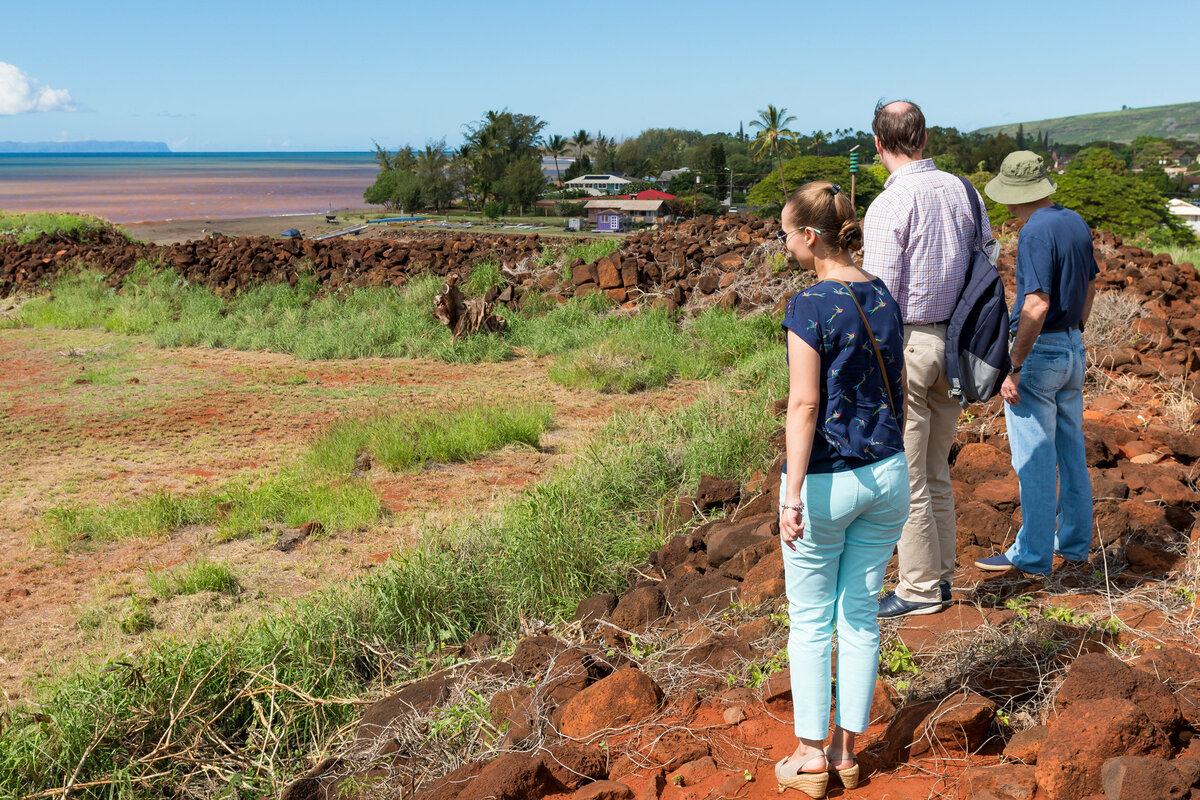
[433,274,507,339]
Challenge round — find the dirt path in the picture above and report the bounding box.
[0,328,702,699]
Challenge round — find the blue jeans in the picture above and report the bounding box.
[1004,330,1092,574]
[779,452,909,739]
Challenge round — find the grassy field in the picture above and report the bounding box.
[8,257,765,396]
[974,101,1200,145]
[0,350,784,799]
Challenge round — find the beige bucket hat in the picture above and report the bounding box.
[985,150,1057,205]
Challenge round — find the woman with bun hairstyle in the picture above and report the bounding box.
[773,182,909,797]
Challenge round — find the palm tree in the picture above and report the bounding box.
[572,129,593,160]
[543,134,569,185]
[749,105,799,197]
[810,130,828,157]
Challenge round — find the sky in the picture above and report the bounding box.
[0,0,1194,152]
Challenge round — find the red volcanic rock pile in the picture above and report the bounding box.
[0,216,793,313]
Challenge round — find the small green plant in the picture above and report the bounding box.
[1101,617,1123,635]
[743,769,754,782]
[118,596,156,635]
[880,642,919,675]
[1004,595,1034,619]
[1173,585,1197,604]
[1043,604,1091,625]
[746,650,788,688]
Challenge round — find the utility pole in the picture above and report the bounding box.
[693,173,699,218]
[849,145,860,208]
[727,167,734,209]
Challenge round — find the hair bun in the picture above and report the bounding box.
[837,218,864,252]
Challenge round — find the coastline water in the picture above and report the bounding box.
[0,152,378,224]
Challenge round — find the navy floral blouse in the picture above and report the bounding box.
[781,278,906,474]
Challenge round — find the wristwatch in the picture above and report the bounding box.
[1009,363,1022,375]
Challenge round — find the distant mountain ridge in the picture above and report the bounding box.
[0,140,171,154]
[974,101,1200,145]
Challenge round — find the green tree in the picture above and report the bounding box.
[749,105,798,197]
[593,132,619,173]
[745,155,883,213]
[543,134,570,184]
[417,141,453,211]
[363,168,404,208]
[464,109,547,204]
[502,157,547,215]
[572,129,593,159]
[667,170,695,196]
[1054,170,1194,244]
[1069,147,1127,176]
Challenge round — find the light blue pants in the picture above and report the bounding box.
[1004,330,1093,574]
[780,451,909,739]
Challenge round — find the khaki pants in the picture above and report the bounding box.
[895,324,960,603]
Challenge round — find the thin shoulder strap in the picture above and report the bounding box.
[830,279,899,421]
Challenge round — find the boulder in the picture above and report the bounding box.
[696,474,740,508]
[952,443,1013,485]
[573,781,634,800]
[1133,646,1200,726]
[458,753,565,800]
[1100,756,1191,800]
[911,690,997,756]
[558,669,663,741]
[608,585,666,632]
[960,764,1039,800]
[1003,725,1048,763]
[541,743,608,790]
[356,671,456,742]
[1036,698,1170,800]
[1052,652,1184,737]
[575,593,618,623]
[705,514,775,566]
[739,547,784,605]
[510,635,568,676]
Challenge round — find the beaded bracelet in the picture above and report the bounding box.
[781,503,803,512]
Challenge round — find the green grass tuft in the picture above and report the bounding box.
[463,259,504,295]
[306,404,552,474]
[146,560,239,599]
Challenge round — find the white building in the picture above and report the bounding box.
[1168,198,1200,236]
[563,173,631,196]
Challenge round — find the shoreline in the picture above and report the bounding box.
[121,207,376,245]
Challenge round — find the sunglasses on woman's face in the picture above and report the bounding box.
[775,226,824,243]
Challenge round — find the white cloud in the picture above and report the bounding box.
[0,62,75,115]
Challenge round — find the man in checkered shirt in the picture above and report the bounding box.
[864,100,994,619]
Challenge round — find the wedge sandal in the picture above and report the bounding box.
[774,754,829,798]
[825,752,859,790]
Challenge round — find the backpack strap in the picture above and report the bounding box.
[957,175,998,263]
[830,279,899,422]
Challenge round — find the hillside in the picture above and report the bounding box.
[975,101,1200,145]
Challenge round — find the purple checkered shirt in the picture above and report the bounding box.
[862,159,994,325]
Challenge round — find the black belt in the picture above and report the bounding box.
[1040,323,1084,334]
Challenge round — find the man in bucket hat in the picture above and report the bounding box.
[975,151,1096,576]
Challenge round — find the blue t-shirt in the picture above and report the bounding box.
[781,278,906,474]
[1010,205,1099,333]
